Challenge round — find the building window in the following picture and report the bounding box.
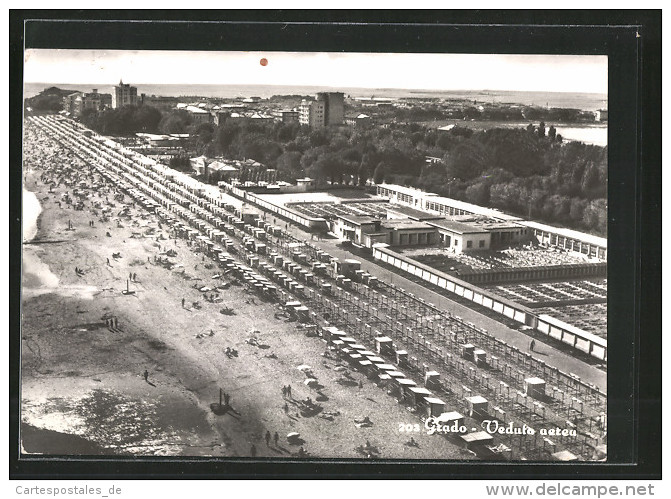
[467,240,473,248]
[479,240,485,248]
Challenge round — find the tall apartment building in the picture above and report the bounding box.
[299,99,326,128]
[299,92,344,128]
[317,92,344,125]
[113,79,138,108]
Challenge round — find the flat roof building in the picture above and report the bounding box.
[377,183,606,259]
[333,214,437,248]
[273,109,300,124]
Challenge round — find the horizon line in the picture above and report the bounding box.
[24,82,608,96]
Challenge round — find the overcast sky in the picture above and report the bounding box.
[24,50,607,94]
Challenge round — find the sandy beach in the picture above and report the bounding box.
[20,120,472,460]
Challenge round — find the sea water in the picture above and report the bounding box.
[23,187,41,242]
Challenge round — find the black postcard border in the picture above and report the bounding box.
[9,10,662,479]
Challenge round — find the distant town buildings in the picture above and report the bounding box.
[113,79,138,108]
[300,92,344,128]
[63,92,80,115]
[594,109,608,122]
[183,105,211,124]
[63,89,112,116]
[345,113,372,127]
[140,94,179,111]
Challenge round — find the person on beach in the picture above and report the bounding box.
[287,385,292,398]
[182,297,185,308]
[250,444,257,457]
[143,369,149,382]
[274,432,279,446]
[265,431,271,446]
[529,339,536,352]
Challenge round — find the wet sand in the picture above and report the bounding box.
[20,126,472,460]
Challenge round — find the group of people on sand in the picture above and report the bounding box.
[264,430,279,447]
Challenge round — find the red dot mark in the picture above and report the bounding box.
[260,58,268,67]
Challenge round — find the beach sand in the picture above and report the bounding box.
[20,131,471,460]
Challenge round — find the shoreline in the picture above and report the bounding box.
[22,172,62,296]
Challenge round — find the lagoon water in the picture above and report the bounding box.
[555,126,607,147]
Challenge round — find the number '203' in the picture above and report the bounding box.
[399,423,421,432]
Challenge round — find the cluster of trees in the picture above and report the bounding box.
[74,103,607,236]
[80,106,163,135]
[411,128,607,235]
[79,105,204,136]
[367,102,596,125]
[25,87,75,113]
